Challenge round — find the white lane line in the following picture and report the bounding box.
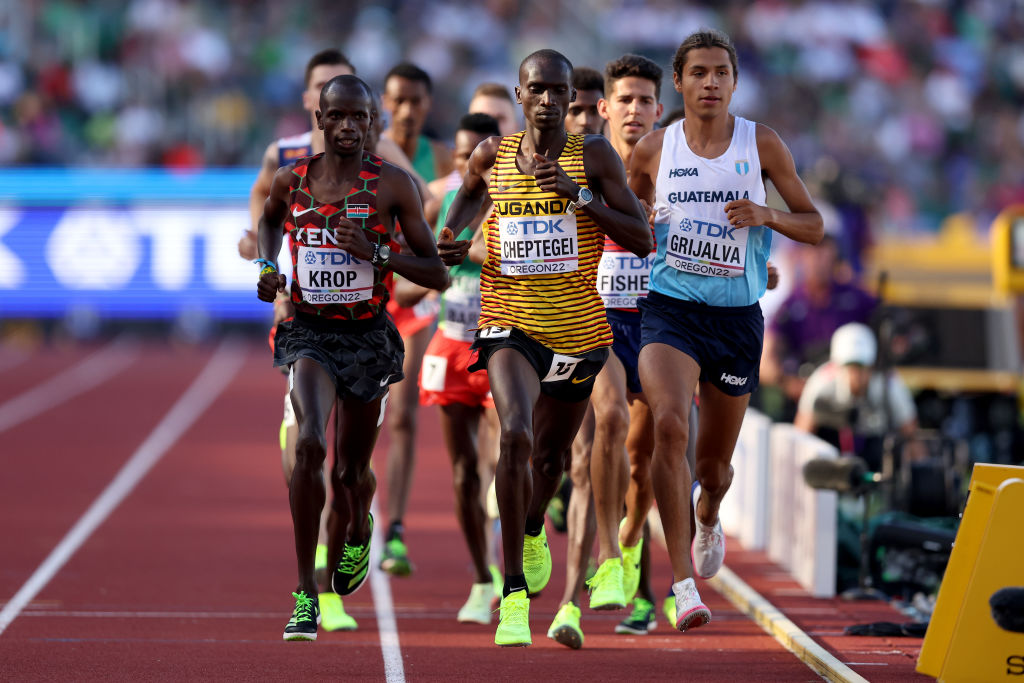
[0,339,246,637]
[369,499,405,683]
[708,565,869,683]
[0,338,139,435]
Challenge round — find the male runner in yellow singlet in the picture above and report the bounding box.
[438,49,652,647]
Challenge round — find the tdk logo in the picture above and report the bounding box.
[678,218,737,240]
[669,167,698,177]
[720,373,748,386]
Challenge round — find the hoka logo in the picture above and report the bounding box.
[720,373,748,386]
[670,167,698,177]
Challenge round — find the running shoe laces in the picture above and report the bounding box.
[291,591,316,621]
[339,543,366,574]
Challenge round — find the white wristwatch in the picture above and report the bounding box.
[567,186,593,214]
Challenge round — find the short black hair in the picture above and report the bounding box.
[304,49,355,87]
[672,29,739,81]
[659,106,686,128]
[604,54,663,100]
[571,67,604,94]
[519,49,573,82]
[320,75,374,110]
[458,112,501,137]
[384,62,432,94]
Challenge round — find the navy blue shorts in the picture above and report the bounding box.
[468,326,609,403]
[607,309,643,394]
[638,291,763,397]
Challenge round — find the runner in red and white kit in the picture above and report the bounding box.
[256,75,447,642]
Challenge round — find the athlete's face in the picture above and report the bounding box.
[672,47,736,120]
[599,76,662,146]
[516,60,573,132]
[316,86,373,158]
[468,94,519,136]
[565,89,604,135]
[303,63,355,114]
[453,130,488,178]
[381,76,431,140]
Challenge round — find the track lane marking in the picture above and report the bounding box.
[369,498,405,683]
[0,338,139,435]
[708,565,869,683]
[0,339,246,637]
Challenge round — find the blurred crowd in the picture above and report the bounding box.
[4,0,1024,239]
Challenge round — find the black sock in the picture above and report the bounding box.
[524,518,543,537]
[387,521,403,541]
[503,573,527,597]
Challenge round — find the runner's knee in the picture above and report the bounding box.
[652,409,689,451]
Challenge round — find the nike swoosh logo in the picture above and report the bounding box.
[292,206,318,218]
[571,375,594,384]
[379,374,391,387]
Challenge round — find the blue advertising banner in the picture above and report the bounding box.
[0,169,290,321]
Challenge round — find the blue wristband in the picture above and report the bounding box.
[254,258,277,272]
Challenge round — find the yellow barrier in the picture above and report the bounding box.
[917,464,1024,681]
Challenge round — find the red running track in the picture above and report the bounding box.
[0,339,926,681]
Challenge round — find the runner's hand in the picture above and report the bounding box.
[639,198,655,226]
[333,217,374,261]
[238,231,258,260]
[438,226,470,266]
[257,271,287,302]
[767,261,780,290]
[532,152,578,200]
[724,199,771,229]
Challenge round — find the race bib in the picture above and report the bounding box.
[541,353,582,383]
[664,216,747,278]
[498,213,578,276]
[597,251,654,308]
[296,246,374,303]
[441,279,481,342]
[420,355,447,393]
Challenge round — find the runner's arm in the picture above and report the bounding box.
[256,166,292,301]
[438,136,499,265]
[241,141,279,259]
[724,125,822,246]
[627,128,663,208]
[381,166,449,290]
[580,136,651,257]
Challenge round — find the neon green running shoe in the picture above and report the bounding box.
[319,591,357,631]
[615,598,656,635]
[586,557,626,611]
[279,417,288,452]
[315,543,328,572]
[332,513,373,596]
[523,526,551,595]
[663,592,676,626]
[619,532,643,604]
[494,590,531,647]
[379,536,413,577]
[283,590,320,641]
[489,564,503,599]
[546,601,583,649]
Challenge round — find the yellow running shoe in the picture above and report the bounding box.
[489,564,503,599]
[457,582,494,625]
[494,590,531,647]
[586,557,626,611]
[546,601,584,649]
[663,592,676,626]
[523,526,551,595]
[315,543,328,572]
[619,520,643,604]
[319,591,357,631]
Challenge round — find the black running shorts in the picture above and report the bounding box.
[273,312,405,403]
[468,326,608,402]
[638,291,763,397]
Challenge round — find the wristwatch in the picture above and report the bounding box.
[372,243,391,267]
[567,186,593,214]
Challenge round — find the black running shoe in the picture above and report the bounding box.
[283,590,320,641]
[333,513,374,596]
